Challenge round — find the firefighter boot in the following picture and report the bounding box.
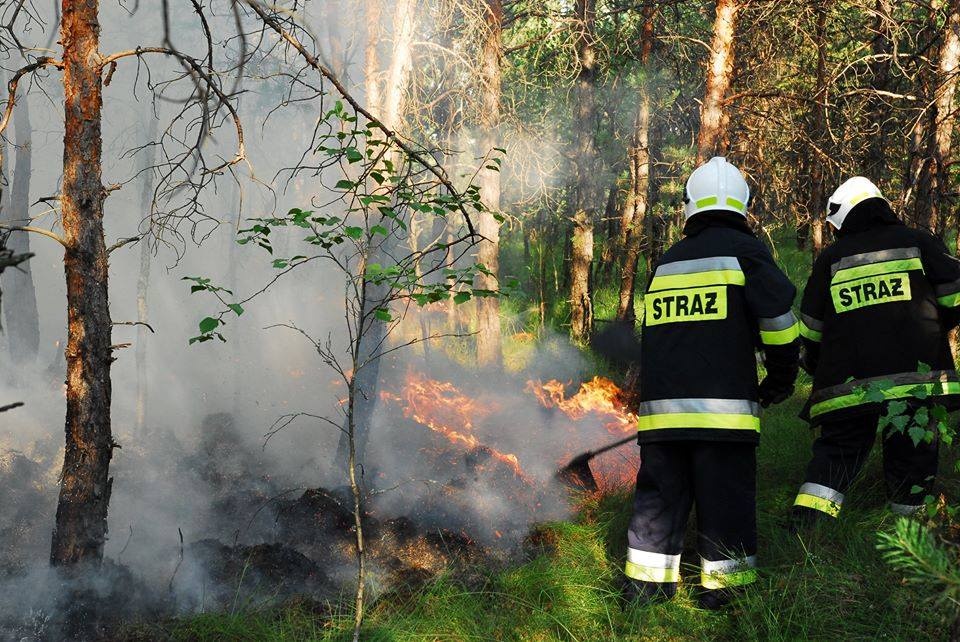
[621,578,677,609]
[697,587,738,610]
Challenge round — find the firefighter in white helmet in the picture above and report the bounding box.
[623,157,800,609]
[793,177,960,524]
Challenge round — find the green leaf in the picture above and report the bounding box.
[199,317,219,334]
[346,147,364,163]
[375,308,392,322]
[335,179,357,190]
[371,224,388,236]
[227,303,244,317]
[344,226,364,239]
[907,425,929,447]
[917,361,932,374]
[454,292,471,304]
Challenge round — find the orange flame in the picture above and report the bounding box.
[381,371,527,480]
[525,376,636,433]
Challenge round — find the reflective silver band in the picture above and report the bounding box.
[809,369,960,406]
[830,247,920,275]
[800,313,823,332]
[889,503,923,516]
[799,482,844,505]
[935,279,960,297]
[758,310,798,331]
[701,555,757,574]
[627,548,681,570]
[638,398,761,417]
[655,256,741,277]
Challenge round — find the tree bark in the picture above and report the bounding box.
[2,87,40,363]
[915,0,960,236]
[50,0,114,567]
[808,2,829,258]
[862,0,894,179]
[696,0,739,164]
[475,0,503,368]
[616,7,655,323]
[569,0,598,344]
[337,0,414,466]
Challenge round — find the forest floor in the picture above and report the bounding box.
[127,390,959,641]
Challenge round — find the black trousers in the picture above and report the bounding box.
[625,441,757,590]
[794,408,940,517]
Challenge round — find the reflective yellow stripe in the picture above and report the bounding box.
[637,413,760,431]
[832,258,923,284]
[794,493,841,517]
[649,270,745,292]
[760,321,800,345]
[625,561,679,583]
[701,568,758,590]
[938,291,960,308]
[810,381,960,418]
[725,196,746,211]
[799,319,822,342]
[695,196,718,208]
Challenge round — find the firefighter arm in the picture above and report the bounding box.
[742,245,800,403]
[798,255,829,374]
[921,233,960,329]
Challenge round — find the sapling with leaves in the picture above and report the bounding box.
[183,97,508,640]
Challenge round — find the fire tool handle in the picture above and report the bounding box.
[590,434,637,457]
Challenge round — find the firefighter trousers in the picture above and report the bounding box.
[625,441,757,591]
[793,407,940,519]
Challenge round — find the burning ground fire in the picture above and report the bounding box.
[380,370,638,488]
[525,376,638,434]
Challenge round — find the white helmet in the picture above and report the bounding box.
[684,157,750,220]
[826,177,886,229]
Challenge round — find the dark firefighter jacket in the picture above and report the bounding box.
[799,199,960,426]
[638,212,801,444]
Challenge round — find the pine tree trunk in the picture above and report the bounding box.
[569,0,598,344]
[696,0,738,163]
[475,0,503,368]
[616,7,655,323]
[50,0,114,567]
[2,86,39,363]
[915,0,960,236]
[809,2,829,258]
[337,0,414,466]
[862,0,893,179]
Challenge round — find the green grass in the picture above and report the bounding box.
[145,391,957,641]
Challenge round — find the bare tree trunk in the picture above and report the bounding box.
[2,87,39,363]
[51,0,114,567]
[915,0,960,236]
[135,118,158,438]
[696,0,739,163]
[617,7,655,323]
[569,0,598,344]
[809,2,829,258]
[475,0,503,367]
[862,0,894,178]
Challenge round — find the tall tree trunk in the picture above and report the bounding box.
[616,7,655,323]
[475,0,503,367]
[135,118,158,438]
[915,0,960,236]
[569,0,598,344]
[862,0,894,178]
[809,2,829,258]
[51,0,114,567]
[2,89,39,363]
[337,0,414,466]
[696,0,739,163]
